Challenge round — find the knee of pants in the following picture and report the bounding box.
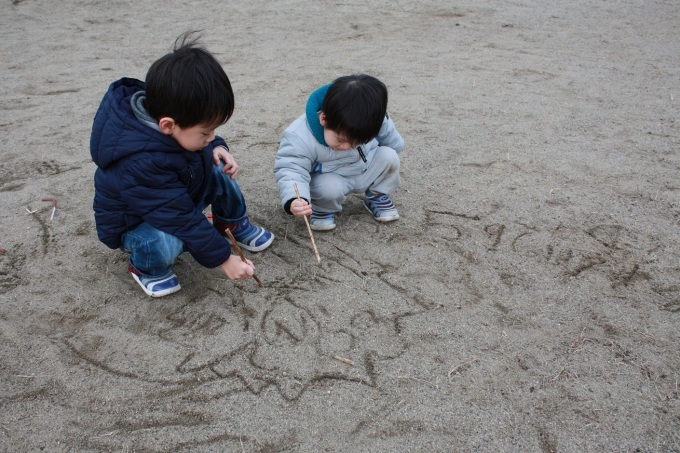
[204,165,246,218]
[128,229,184,273]
[211,164,232,182]
[311,174,347,202]
[152,232,184,266]
[209,164,241,194]
[375,146,400,172]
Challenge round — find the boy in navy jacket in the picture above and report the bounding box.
[90,33,273,297]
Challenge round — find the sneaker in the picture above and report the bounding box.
[229,217,274,252]
[364,190,400,223]
[310,210,336,231]
[129,264,181,298]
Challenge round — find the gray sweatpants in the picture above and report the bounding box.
[309,146,400,213]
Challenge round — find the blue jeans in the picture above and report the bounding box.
[122,165,246,276]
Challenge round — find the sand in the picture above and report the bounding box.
[1,0,678,451]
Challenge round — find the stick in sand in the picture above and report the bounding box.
[333,355,354,366]
[293,182,321,263]
[224,229,264,287]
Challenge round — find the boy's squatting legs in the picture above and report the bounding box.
[123,166,273,296]
[309,146,400,225]
[123,223,184,277]
[204,164,274,252]
[202,164,247,223]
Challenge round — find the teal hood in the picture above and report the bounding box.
[305,83,331,146]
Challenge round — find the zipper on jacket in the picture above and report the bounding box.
[357,146,367,163]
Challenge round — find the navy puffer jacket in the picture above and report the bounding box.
[90,78,231,268]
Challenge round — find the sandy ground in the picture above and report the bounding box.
[1,0,679,451]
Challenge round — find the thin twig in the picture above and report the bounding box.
[293,182,321,264]
[224,229,264,287]
[333,355,354,366]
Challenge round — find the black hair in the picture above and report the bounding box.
[321,74,388,145]
[145,31,234,128]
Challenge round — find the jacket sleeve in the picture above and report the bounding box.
[274,129,314,210]
[210,136,229,153]
[376,114,405,153]
[121,155,231,268]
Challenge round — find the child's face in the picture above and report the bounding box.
[323,128,355,151]
[170,123,217,152]
[319,112,356,151]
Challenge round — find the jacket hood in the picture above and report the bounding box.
[90,78,182,169]
[305,83,331,146]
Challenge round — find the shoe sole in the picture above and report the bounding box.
[238,232,275,252]
[131,272,181,298]
[363,202,400,223]
[310,222,336,231]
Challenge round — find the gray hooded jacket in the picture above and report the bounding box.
[274,84,404,209]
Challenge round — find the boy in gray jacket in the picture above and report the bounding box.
[274,74,404,231]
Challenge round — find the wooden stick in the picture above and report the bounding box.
[293,182,321,264]
[224,229,264,287]
[333,355,354,366]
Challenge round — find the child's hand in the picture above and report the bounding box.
[291,198,312,217]
[219,254,255,280]
[213,146,239,178]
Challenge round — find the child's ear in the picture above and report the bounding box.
[158,117,176,135]
[318,112,327,127]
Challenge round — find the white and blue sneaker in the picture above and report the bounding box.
[129,265,181,298]
[364,190,400,223]
[229,217,274,252]
[310,210,336,231]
